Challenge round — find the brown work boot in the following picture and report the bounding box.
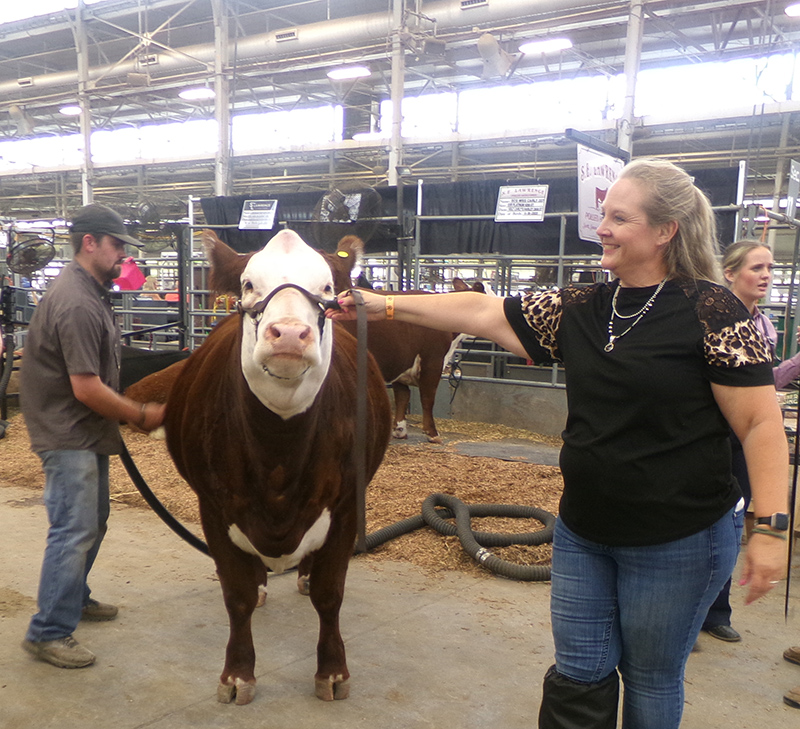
[21,635,95,668]
[784,646,800,666]
[784,685,800,709]
[81,599,118,621]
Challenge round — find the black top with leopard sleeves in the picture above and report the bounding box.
[504,279,774,546]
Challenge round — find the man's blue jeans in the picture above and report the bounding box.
[549,507,742,728]
[26,450,110,642]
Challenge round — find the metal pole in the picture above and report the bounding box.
[388,0,405,188]
[212,0,232,197]
[787,226,800,359]
[177,225,189,350]
[617,0,644,156]
[413,178,423,289]
[734,160,747,239]
[74,0,94,204]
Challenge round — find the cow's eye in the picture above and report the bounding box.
[323,284,333,295]
[242,280,253,293]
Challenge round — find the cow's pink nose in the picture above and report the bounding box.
[266,321,312,345]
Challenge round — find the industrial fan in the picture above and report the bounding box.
[310,184,383,249]
[1,227,56,433]
[6,231,56,277]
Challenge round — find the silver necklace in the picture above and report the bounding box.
[605,278,668,353]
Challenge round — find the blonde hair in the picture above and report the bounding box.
[722,239,771,280]
[618,158,721,282]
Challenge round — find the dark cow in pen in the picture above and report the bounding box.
[325,236,487,443]
[163,229,391,705]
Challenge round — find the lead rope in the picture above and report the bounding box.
[351,288,369,554]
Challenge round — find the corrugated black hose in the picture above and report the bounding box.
[366,493,555,581]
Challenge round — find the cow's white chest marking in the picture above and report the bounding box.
[227,509,331,574]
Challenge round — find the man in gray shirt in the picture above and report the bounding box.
[20,204,165,669]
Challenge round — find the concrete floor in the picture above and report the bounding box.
[1,480,799,729]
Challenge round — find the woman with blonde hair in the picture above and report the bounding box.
[329,158,788,728]
[699,238,800,710]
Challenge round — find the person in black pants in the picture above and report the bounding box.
[701,240,800,643]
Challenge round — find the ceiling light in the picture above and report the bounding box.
[326,65,371,81]
[59,105,82,116]
[518,38,573,55]
[786,2,800,16]
[178,86,216,101]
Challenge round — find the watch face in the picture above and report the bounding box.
[773,513,790,531]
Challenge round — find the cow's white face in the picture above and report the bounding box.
[238,230,335,419]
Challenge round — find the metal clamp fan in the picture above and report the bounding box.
[6,231,56,277]
[1,227,56,432]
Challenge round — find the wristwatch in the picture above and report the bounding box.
[755,513,790,532]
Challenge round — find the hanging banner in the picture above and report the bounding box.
[577,144,626,243]
[494,185,549,222]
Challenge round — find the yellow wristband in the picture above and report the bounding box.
[137,402,147,428]
[385,296,395,320]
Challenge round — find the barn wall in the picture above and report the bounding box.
[404,379,567,438]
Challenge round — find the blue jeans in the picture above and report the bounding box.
[550,507,743,729]
[26,450,110,642]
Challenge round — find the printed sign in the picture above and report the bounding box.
[577,144,626,243]
[239,199,278,230]
[494,185,549,222]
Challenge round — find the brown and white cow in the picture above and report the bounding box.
[200,231,468,444]
[163,229,391,705]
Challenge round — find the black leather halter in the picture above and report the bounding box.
[238,282,340,338]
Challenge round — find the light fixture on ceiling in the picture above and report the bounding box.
[326,65,371,81]
[477,33,515,79]
[178,86,216,101]
[9,103,36,134]
[786,2,800,16]
[518,37,573,55]
[59,104,82,116]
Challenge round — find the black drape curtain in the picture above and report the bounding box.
[199,168,739,256]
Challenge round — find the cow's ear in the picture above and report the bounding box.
[336,235,364,262]
[452,277,470,292]
[202,229,252,294]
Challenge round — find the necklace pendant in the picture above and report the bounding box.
[604,340,615,352]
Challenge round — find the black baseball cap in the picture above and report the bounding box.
[70,203,143,248]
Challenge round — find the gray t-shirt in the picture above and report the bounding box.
[21,260,122,455]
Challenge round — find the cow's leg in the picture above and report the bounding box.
[296,554,312,595]
[307,515,354,701]
[417,364,442,443]
[257,562,268,606]
[391,382,411,439]
[202,515,263,706]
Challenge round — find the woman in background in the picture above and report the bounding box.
[699,240,799,708]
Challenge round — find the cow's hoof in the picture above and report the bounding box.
[426,435,442,444]
[256,584,267,607]
[217,677,256,705]
[296,573,310,595]
[148,426,166,440]
[315,675,350,701]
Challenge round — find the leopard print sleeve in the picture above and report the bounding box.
[683,281,773,367]
[518,289,563,360]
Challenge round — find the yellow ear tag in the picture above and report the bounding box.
[336,251,349,258]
